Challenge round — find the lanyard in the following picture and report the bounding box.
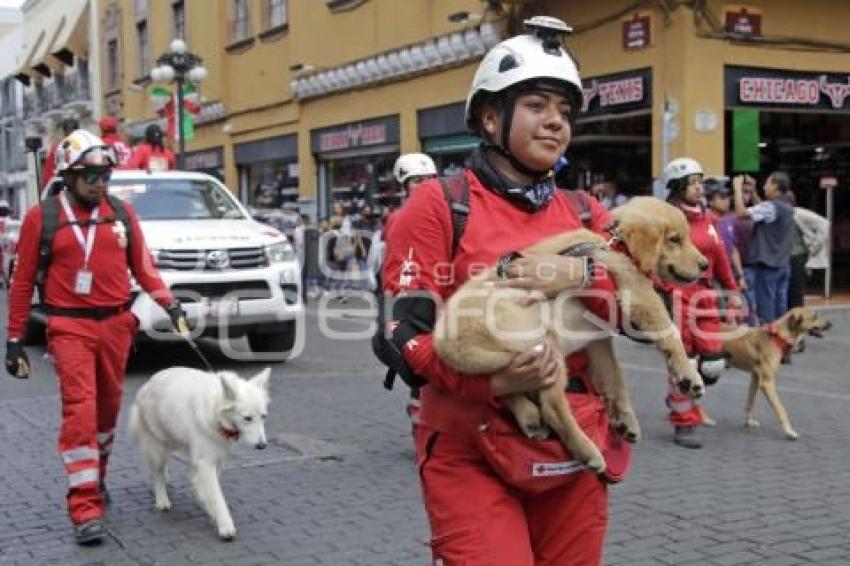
[59,192,99,269]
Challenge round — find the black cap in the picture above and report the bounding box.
[704,177,730,200]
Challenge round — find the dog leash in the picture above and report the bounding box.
[180,332,216,372]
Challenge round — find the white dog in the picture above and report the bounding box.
[129,366,271,541]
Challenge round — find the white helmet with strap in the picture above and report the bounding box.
[663,157,704,187]
[465,16,582,177]
[55,129,117,174]
[393,153,437,185]
[465,16,582,130]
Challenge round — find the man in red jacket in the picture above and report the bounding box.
[4,129,187,545]
[126,124,176,171]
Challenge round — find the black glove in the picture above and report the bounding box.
[165,302,189,335]
[5,340,30,379]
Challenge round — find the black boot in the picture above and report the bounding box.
[74,518,105,546]
[673,426,703,449]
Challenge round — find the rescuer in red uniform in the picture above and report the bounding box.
[5,129,188,545]
[661,157,741,449]
[126,124,176,171]
[380,17,627,565]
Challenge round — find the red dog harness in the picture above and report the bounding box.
[219,425,240,440]
[764,322,795,358]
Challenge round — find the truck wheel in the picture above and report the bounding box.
[246,320,295,360]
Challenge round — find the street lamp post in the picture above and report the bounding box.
[150,39,207,170]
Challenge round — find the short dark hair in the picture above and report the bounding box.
[61,118,80,136]
[769,171,791,193]
[665,177,689,202]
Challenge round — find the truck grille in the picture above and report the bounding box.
[156,247,268,270]
[170,281,272,302]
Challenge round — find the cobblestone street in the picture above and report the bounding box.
[1,297,849,565]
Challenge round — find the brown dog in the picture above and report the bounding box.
[434,197,708,473]
[720,307,832,440]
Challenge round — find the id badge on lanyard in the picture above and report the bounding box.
[59,193,99,295]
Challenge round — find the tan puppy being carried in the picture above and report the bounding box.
[435,197,708,473]
[721,306,832,440]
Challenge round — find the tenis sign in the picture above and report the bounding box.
[581,68,652,118]
[727,66,850,111]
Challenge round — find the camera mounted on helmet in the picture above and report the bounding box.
[524,15,573,55]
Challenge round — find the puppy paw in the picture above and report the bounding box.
[612,411,641,443]
[784,429,799,441]
[585,456,606,474]
[514,407,547,440]
[745,418,760,428]
[218,524,237,541]
[155,497,171,512]
[678,378,704,400]
[519,420,550,440]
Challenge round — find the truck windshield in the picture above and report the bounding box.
[109,179,245,220]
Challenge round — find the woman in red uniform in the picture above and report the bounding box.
[381,17,625,565]
[662,158,741,448]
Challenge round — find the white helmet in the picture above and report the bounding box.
[393,153,437,185]
[663,157,704,187]
[55,129,117,174]
[465,16,582,131]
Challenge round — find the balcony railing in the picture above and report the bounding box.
[1,98,15,118]
[63,70,91,107]
[22,92,44,120]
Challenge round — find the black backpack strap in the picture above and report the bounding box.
[376,176,469,392]
[36,196,62,288]
[562,189,592,229]
[438,175,470,259]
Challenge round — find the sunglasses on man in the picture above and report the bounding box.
[80,168,113,185]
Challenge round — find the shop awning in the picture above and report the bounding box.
[14,0,88,82]
[48,0,90,67]
[13,28,47,85]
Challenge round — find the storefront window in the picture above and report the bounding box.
[247,159,298,209]
[325,152,397,217]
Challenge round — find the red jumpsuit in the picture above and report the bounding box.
[383,172,620,566]
[125,142,176,171]
[665,204,739,426]
[7,196,174,525]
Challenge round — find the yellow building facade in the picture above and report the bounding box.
[100,0,850,226]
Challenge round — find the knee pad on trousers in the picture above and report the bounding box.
[699,355,725,386]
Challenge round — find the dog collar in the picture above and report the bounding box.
[606,236,661,285]
[764,323,794,357]
[219,425,240,440]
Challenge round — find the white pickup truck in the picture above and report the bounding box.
[26,170,302,359]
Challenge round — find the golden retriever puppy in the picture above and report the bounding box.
[720,307,832,440]
[434,197,708,473]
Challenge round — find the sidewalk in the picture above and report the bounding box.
[804,291,850,308]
